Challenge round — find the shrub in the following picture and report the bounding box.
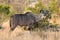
[23,0,59,31]
[0,5,11,23]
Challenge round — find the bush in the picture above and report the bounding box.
[23,0,58,31]
[0,5,11,24]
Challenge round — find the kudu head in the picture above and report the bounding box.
[37,9,49,21]
[40,9,49,16]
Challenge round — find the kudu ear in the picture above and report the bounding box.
[45,10,49,14]
[40,9,44,13]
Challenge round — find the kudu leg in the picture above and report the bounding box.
[10,25,17,32]
[24,25,32,30]
[28,25,32,30]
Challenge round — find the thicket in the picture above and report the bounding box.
[23,0,60,31]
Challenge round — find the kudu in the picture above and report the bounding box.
[10,9,49,32]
